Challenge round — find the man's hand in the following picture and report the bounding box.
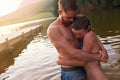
[99,49,108,63]
[56,55,62,65]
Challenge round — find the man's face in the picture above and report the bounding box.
[61,10,77,26]
[72,28,87,39]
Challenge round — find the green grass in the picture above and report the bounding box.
[1,12,54,26]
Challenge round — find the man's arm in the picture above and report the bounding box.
[47,25,99,62]
[57,55,86,66]
[97,38,108,62]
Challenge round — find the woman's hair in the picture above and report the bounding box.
[71,15,90,30]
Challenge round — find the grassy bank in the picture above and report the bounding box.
[16,12,54,23]
[1,12,54,26]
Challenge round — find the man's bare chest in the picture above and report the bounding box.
[62,29,78,47]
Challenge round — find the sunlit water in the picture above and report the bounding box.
[0,33,120,80]
[0,33,61,80]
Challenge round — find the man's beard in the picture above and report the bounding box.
[62,21,73,27]
[61,17,73,27]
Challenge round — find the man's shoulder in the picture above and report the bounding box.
[47,21,62,34]
[48,20,62,30]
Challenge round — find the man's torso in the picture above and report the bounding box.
[49,18,79,68]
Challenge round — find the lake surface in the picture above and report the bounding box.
[0,9,120,80]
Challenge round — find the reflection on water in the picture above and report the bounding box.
[0,33,61,80]
[99,35,120,80]
[0,9,120,80]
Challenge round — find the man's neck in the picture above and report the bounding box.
[58,16,71,27]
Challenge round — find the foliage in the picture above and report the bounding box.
[52,0,120,17]
[52,0,59,17]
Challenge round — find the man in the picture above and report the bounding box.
[47,0,108,80]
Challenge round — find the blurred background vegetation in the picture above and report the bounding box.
[52,0,120,16]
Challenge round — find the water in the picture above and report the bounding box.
[0,9,120,80]
[0,33,120,80]
[0,34,61,80]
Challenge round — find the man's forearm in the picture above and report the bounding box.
[57,57,86,66]
[72,49,100,62]
[97,38,106,51]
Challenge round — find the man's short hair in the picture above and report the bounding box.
[58,0,78,12]
[71,15,90,30]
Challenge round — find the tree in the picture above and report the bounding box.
[52,0,58,17]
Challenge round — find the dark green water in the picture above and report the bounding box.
[86,8,120,37]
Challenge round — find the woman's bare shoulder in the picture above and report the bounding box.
[84,31,97,39]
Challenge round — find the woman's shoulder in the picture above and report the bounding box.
[84,31,97,39]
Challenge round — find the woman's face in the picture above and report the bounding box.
[72,28,87,39]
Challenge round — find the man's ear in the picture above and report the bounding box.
[58,9,62,15]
